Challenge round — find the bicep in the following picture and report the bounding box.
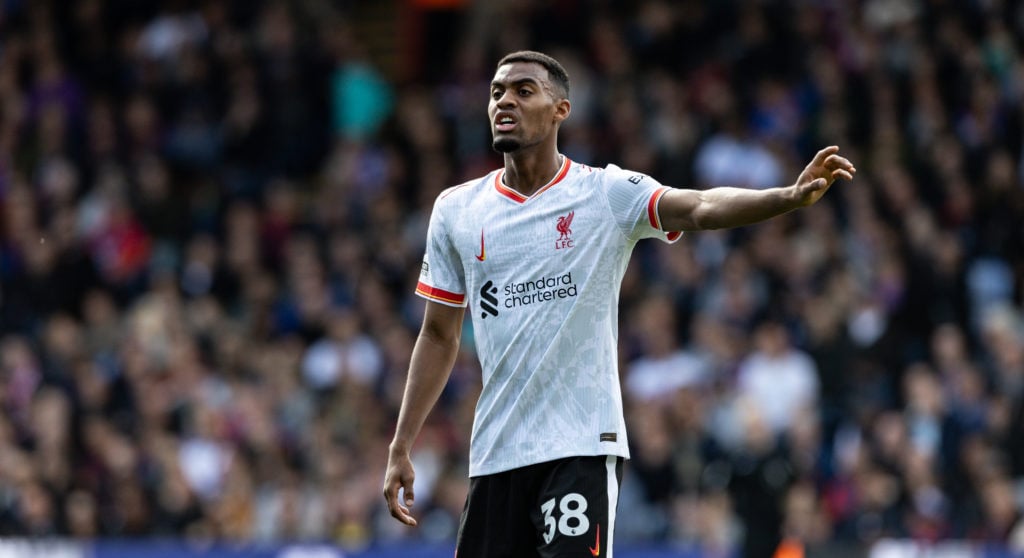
[656,188,704,232]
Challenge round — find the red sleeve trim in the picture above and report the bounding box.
[647,187,669,229]
[648,187,683,242]
[415,281,467,306]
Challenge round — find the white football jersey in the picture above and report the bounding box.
[416,156,681,476]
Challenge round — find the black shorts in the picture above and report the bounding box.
[455,455,624,558]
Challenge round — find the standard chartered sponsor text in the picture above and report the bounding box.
[502,271,577,308]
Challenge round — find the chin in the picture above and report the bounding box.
[493,137,521,153]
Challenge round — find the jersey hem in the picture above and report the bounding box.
[468,446,631,478]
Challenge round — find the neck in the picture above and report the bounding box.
[502,148,563,197]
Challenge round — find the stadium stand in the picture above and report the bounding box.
[1,1,1023,556]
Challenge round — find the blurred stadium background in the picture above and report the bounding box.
[1,0,1024,557]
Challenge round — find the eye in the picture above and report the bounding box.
[519,88,532,96]
[491,89,502,100]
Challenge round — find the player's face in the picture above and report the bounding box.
[488,62,567,153]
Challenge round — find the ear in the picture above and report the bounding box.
[553,98,571,124]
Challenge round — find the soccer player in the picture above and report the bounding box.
[383,50,855,557]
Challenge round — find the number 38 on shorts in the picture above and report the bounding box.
[540,493,590,543]
[454,455,621,557]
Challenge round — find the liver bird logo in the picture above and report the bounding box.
[556,211,574,241]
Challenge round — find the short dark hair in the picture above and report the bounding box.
[496,50,570,99]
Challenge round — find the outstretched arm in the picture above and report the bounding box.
[383,300,465,526]
[658,146,856,232]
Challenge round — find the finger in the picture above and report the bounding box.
[384,484,418,526]
[805,177,828,191]
[824,154,855,172]
[404,484,416,508]
[833,169,854,181]
[813,146,840,165]
[384,481,404,515]
[383,482,399,513]
[394,503,418,526]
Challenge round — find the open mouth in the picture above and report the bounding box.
[495,114,517,132]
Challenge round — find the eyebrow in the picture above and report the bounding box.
[490,77,544,89]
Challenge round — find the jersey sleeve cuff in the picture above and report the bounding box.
[647,187,683,244]
[415,281,468,307]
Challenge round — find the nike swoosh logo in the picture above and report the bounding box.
[589,524,600,556]
[475,229,486,261]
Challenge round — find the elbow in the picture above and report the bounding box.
[663,210,704,232]
[689,216,717,231]
[421,321,461,351]
[686,206,720,231]
[669,192,720,231]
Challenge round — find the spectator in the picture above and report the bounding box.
[735,320,820,437]
[0,1,1022,555]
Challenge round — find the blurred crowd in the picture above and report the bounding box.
[1,0,1024,556]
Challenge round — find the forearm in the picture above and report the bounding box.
[389,331,460,454]
[691,185,803,230]
[662,146,855,231]
[660,185,804,232]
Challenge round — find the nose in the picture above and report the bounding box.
[494,89,516,108]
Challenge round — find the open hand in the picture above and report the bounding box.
[794,146,856,206]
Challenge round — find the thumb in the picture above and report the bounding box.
[798,178,829,206]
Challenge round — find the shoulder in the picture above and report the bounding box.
[599,163,653,187]
[558,161,624,186]
[570,163,659,201]
[434,170,499,207]
[567,162,651,187]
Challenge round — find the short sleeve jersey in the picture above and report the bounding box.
[416,157,681,477]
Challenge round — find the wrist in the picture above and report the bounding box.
[786,183,807,207]
[389,440,412,456]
